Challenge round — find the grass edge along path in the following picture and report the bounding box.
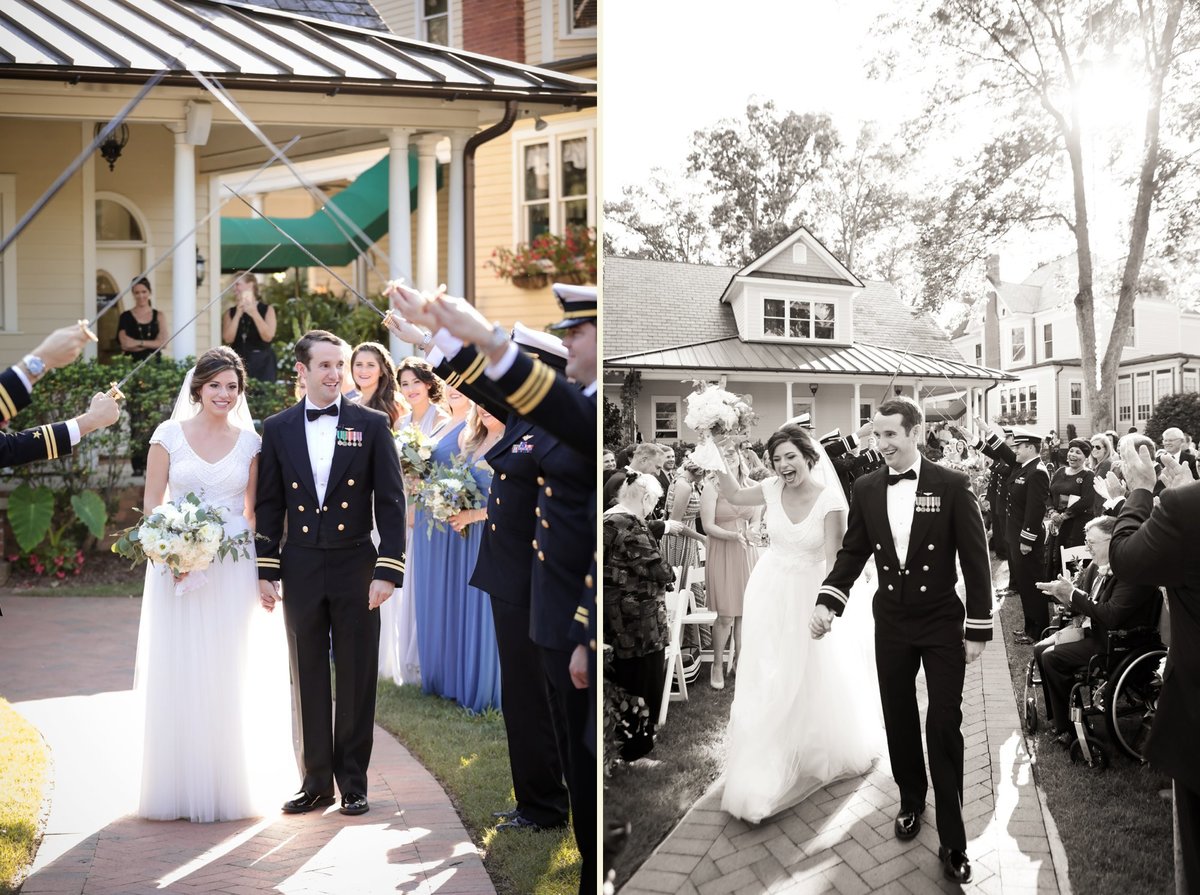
[374,681,580,895]
[0,698,49,895]
[996,589,1173,892]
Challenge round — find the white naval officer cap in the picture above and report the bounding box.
[512,321,568,369]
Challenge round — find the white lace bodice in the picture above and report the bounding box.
[149,420,261,518]
[761,476,837,567]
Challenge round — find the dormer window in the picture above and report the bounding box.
[763,297,836,340]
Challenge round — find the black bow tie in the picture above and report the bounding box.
[887,469,917,486]
[306,404,338,422]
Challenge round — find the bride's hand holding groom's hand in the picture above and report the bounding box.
[964,640,985,663]
[259,579,280,612]
[809,604,834,639]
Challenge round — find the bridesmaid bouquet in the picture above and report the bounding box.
[395,424,435,479]
[414,458,486,537]
[683,383,758,471]
[112,492,253,594]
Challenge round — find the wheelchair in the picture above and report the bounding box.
[1064,620,1166,770]
[1022,594,1166,770]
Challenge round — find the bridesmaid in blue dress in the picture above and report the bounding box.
[444,404,504,714]
[412,386,470,701]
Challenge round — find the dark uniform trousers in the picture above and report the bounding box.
[436,351,569,828]
[256,400,407,800]
[818,462,994,853]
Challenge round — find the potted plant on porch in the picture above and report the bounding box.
[487,225,596,288]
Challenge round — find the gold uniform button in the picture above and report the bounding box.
[928,544,934,550]
[338,524,345,531]
[923,565,930,572]
[499,473,506,480]
[882,565,889,572]
[585,574,594,588]
[537,476,545,486]
[348,479,355,486]
[302,525,309,533]
[887,584,894,591]
[538,550,545,561]
[496,498,501,505]
[292,482,299,490]
[490,523,496,531]
[535,507,541,517]
[920,585,927,592]
[323,505,328,512]
[545,486,553,497]
[298,505,305,512]
[532,539,539,549]
[341,502,348,509]
[541,519,549,528]
[589,639,596,650]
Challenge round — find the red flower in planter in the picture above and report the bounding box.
[55,570,65,579]
[6,555,16,563]
[53,556,64,567]
[33,564,44,575]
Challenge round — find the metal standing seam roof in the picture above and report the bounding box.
[0,0,595,101]
[605,336,1015,382]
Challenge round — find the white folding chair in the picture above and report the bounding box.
[658,560,717,727]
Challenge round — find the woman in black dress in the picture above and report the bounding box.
[221,272,277,382]
[118,277,169,474]
[1048,438,1095,550]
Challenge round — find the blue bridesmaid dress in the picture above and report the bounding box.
[412,421,502,713]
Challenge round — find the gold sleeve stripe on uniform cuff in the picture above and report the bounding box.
[461,353,487,385]
[509,363,555,415]
[1020,530,1038,542]
[965,618,993,628]
[257,558,281,567]
[376,558,406,571]
[574,610,588,625]
[506,360,549,410]
[444,371,463,388]
[42,425,58,460]
[0,384,16,420]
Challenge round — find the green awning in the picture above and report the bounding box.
[220,150,439,272]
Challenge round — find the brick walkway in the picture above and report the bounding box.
[621,597,1068,895]
[1,596,495,895]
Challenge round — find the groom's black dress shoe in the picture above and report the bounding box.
[938,846,972,883]
[894,808,922,841]
[340,792,369,816]
[496,812,566,832]
[492,807,519,820]
[282,791,335,814]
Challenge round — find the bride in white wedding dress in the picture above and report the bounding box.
[135,347,294,822]
[714,423,883,823]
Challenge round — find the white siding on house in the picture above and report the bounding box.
[756,240,847,281]
[741,281,852,344]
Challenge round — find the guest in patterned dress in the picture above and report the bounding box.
[603,472,675,761]
[662,458,703,573]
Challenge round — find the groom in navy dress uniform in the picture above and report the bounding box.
[811,396,993,884]
[256,330,407,817]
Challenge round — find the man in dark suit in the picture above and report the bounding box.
[1109,436,1200,891]
[812,396,992,885]
[1156,427,1198,495]
[256,330,407,818]
[981,427,1050,642]
[1033,514,1160,746]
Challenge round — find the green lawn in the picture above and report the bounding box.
[0,699,49,895]
[0,583,139,597]
[996,590,1174,892]
[374,681,580,895]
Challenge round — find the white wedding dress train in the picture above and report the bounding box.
[721,477,884,823]
[135,421,296,822]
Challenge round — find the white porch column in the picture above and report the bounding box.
[853,382,861,428]
[172,132,197,359]
[785,381,793,420]
[447,132,469,298]
[386,128,415,360]
[415,134,441,296]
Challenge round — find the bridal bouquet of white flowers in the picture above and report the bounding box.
[413,458,486,537]
[395,424,435,479]
[112,492,252,594]
[683,383,758,471]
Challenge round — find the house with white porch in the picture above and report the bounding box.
[950,254,1200,436]
[0,0,594,368]
[603,228,1014,446]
